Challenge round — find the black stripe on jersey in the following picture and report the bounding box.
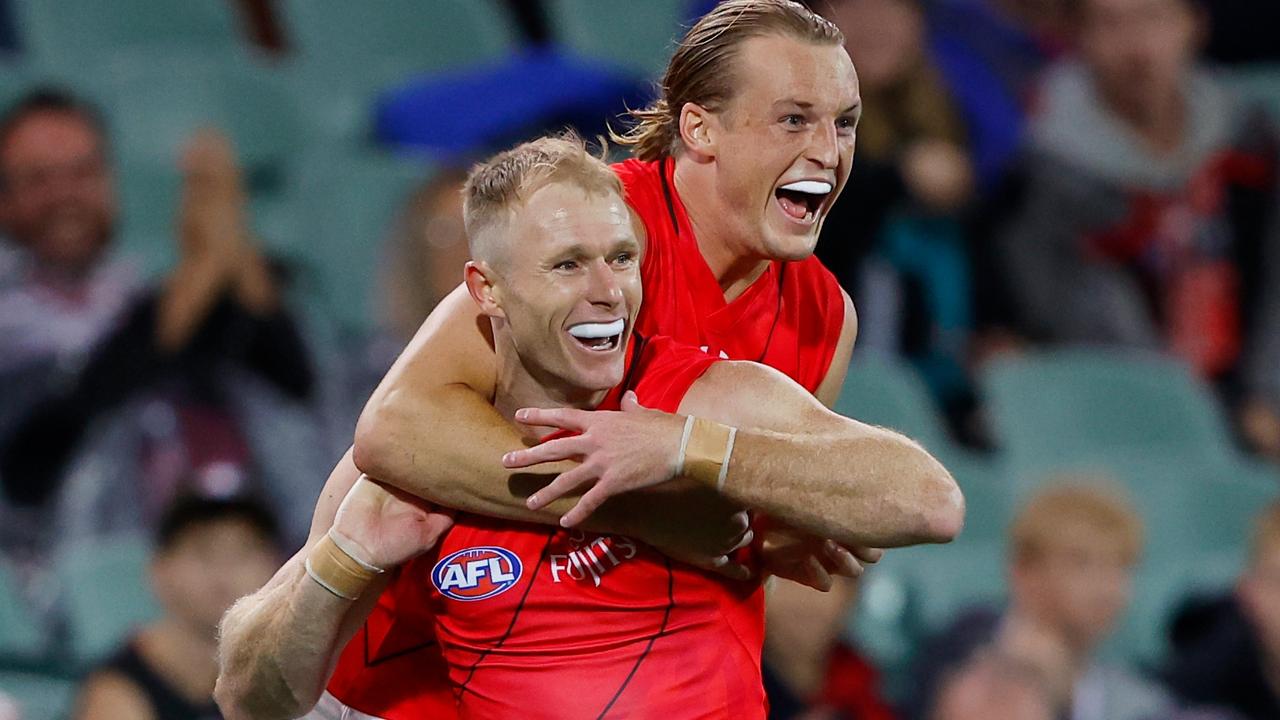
[455,534,557,699]
[362,625,437,668]
[659,157,681,237]
[595,556,676,719]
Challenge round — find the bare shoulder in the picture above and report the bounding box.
[74,670,156,720]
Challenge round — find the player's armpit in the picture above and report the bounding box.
[814,289,857,409]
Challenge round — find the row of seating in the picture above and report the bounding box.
[843,350,1278,703]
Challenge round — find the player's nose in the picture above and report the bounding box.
[585,258,623,307]
[807,121,840,170]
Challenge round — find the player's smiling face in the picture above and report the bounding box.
[481,182,642,400]
[706,35,860,261]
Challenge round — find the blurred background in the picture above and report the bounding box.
[0,1,1277,719]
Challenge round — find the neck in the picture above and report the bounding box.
[492,336,609,436]
[139,618,219,702]
[671,156,771,303]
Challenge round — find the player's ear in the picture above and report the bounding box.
[678,102,717,161]
[464,260,505,319]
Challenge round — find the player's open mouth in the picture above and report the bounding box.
[567,319,625,352]
[775,179,832,225]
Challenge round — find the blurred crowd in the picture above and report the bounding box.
[0,0,1278,719]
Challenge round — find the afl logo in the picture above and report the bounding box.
[432,546,523,602]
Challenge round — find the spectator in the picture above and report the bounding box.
[764,577,897,720]
[1164,501,1280,719]
[815,0,979,437]
[912,483,1175,720]
[73,495,280,720]
[376,168,469,349]
[0,89,321,556]
[995,0,1280,459]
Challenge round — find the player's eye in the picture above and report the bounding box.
[781,114,806,128]
[836,116,858,133]
[554,259,579,271]
[612,252,635,267]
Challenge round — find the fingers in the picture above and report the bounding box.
[729,528,755,554]
[559,483,613,528]
[515,406,591,432]
[526,465,596,510]
[848,545,884,565]
[694,554,753,582]
[823,540,864,579]
[620,390,647,412]
[804,555,834,592]
[503,436,587,469]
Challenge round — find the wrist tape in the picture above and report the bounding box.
[304,529,384,601]
[676,415,738,491]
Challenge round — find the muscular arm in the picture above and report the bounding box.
[352,285,746,554]
[680,360,963,548]
[214,450,387,720]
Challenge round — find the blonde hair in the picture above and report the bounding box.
[1010,481,1144,567]
[463,133,623,262]
[610,0,843,161]
[1250,502,1280,566]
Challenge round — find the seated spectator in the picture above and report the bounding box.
[73,495,280,720]
[0,90,321,557]
[995,0,1280,459]
[912,483,1175,720]
[816,0,980,438]
[1164,501,1280,719]
[764,576,896,720]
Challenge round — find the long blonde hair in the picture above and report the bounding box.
[610,0,843,161]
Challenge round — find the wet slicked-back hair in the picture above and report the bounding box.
[611,0,843,161]
[463,133,623,263]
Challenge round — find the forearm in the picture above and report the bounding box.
[215,556,384,720]
[157,253,231,351]
[719,425,962,548]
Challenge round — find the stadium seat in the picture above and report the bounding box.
[55,534,161,665]
[546,0,689,79]
[835,356,1008,541]
[981,349,1241,485]
[13,0,245,72]
[84,52,304,172]
[284,151,433,333]
[0,561,43,660]
[1107,548,1244,667]
[279,0,517,146]
[1226,64,1280,122]
[0,671,76,720]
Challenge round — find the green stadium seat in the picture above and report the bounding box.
[13,0,246,73]
[281,0,515,79]
[546,0,688,79]
[1225,65,1280,123]
[55,534,161,665]
[1107,549,1243,667]
[0,561,43,660]
[284,151,433,333]
[84,52,305,172]
[0,670,76,720]
[982,349,1241,483]
[278,0,517,146]
[835,356,1008,542]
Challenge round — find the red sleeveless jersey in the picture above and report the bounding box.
[616,157,846,395]
[325,157,846,718]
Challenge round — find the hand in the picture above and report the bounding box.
[331,475,455,569]
[637,490,755,581]
[504,391,686,527]
[177,128,249,262]
[901,138,973,212]
[760,527,881,591]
